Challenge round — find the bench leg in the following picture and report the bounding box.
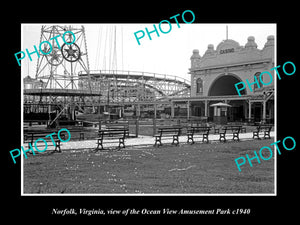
[154,136,162,147]
[264,131,271,139]
[187,134,194,144]
[28,142,35,154]
[253,131,260,139]
[119,138,125,149]
[54,140,61,152]
[219,133,226,142]
[172,135,179,146]
[203,134,209,143]
[95,139,104,151]
[233,133,240,142]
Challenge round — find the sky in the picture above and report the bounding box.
[21,23,276,81]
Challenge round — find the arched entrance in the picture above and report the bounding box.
[208,74,246,122]
[208,74,246,96]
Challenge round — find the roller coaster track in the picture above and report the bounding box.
[80,70,190,86]
[78,70,191,101]
[23,70,191,124]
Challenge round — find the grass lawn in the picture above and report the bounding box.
[23,139,275,194]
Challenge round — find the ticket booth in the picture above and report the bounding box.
[210,102,231,124]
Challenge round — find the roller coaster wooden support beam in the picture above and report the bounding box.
[48,103,70,127]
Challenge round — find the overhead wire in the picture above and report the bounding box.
[94,26,102,70]
[95,25,124,72]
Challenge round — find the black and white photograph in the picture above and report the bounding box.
[20,23,276,195]
[4,4,298,221]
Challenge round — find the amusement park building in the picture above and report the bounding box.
[172,35,275,123]
[23,75,45,89]
[22,25,275,124]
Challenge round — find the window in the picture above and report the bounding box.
[196,78,203,94]
[254,72,263,90]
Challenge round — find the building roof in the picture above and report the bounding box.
[190,36,274,71]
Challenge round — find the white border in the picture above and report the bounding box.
[21,23,24,195]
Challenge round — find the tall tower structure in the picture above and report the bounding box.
[35,25,91,90]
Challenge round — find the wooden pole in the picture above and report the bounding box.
[153,118,156,136]
[135,117,139,137]
[152,103,157,136]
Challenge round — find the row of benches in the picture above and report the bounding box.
[23,125,129,153]
[154,124,272,147]
[24,124,273,152]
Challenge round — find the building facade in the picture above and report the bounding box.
[172,35,275,124]
[23,75,45,89]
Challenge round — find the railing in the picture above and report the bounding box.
[78,70,191,86]
[24,88,100,95]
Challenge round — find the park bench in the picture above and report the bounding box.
[95,128,129,151]
[219,125,242,142]
[253,124,272,139]
[154,126,182,147]
[24,131,65,153]
[187,126,210,144]
[105,123,130,137]
[62,127,86,140]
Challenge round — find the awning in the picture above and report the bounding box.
[210,102,232,107]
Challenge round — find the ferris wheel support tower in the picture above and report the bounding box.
[31,25,93,123]
[35,25,91,90]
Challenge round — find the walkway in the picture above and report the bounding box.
[40,131,275,151]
